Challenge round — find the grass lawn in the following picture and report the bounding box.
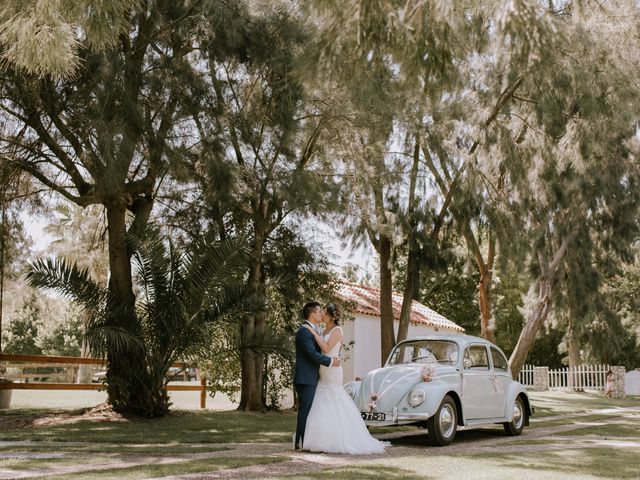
[4,456,285,480]
[527,390,640,417]
[278,447,640,480]
[5,389,634,445]
[0,409,298,444]
[1,390,638,479]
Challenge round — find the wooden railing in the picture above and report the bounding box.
[0,353,208,408]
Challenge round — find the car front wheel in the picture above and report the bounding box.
[426,395,457,446]
[503,396,526,436]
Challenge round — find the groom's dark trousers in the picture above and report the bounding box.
[294,322,332,449]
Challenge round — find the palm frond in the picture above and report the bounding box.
[26,257,106,314]
[131,229,172,309]
[84,325,144,359]
[182,237,249,308]
[190,323,294,363]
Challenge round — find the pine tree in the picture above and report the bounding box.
[1,1,212,414]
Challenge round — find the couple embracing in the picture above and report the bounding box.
[293,301,387,454]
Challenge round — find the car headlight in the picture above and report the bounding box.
[408,387,426,407]
[344,384,356,399]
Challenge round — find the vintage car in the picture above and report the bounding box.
[343,333,533,446]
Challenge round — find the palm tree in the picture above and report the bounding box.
[26,228,291,416]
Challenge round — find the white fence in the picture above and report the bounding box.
[518,364,535,388]
[548,364,610,391]
[519,364,611,391]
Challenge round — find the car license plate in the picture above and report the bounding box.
[361,412,385,421]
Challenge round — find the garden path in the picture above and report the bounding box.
[0,405,638,479]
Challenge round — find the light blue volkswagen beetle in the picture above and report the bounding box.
[343,333,534,446]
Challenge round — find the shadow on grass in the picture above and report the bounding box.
[25,456,286,480]
[0,410,296,444]
[380,426,508,448]
[0,410,517,447]
[468,447,640,479]
[559,423,640,437]
[528,391,640,415]
[281,465,431,480]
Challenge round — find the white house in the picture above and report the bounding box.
[336,282,465,382]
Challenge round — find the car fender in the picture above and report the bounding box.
[410,379,461,416]
[504,382,531,423]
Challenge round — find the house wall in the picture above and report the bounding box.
[341,314,449,382]
[340,317,356,383]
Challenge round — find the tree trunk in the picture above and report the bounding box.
[104,200,167,416]
[567,309,582,391]
[567,330,581,369]
[397,135,421,344]
[397,248,418,344]
[0,199,4,355]
[509,234,574,378]
[509,277,553,379]
[239,229,266,411]
[478,270,496,344]
[379,235,395,365]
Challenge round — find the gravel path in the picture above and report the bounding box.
[1,405,639,480]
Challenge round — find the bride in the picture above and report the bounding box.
[302,303,387,454]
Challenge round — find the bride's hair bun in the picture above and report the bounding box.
[325,302,340,325]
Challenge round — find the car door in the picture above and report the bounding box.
[489,347,511,418]
[461,344,495,419]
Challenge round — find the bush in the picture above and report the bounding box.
[3,295,43,355]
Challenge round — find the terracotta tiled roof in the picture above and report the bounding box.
[336,282,464,332]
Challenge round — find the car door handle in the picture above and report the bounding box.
[488,375,496,380]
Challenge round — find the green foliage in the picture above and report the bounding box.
[197,227,339,409]
[0,201,33,280]
[0,0,139,77]
[26,228,271,416]
[419,259,479,336]
[584,245,640,369]
[3,294,42,355]
[493,274,526,355]
[524,325,565,369]
[38,312,83,357]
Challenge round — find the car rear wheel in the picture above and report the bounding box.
[427,395,457,446]
[503,396,526,436]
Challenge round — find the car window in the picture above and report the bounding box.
[463,345,489,370]
[388,340,459,365]
[490,347,509,372]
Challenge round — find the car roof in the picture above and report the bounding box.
[396,332,499,348]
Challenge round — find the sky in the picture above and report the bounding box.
[21,211,378,282]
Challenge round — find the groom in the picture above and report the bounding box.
[294,301,340,450]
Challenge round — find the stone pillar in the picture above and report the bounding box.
[612,366,626,399]
[533,367,549,391]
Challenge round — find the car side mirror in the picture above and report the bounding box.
[463,358,472,370]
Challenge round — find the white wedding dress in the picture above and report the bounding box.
[303,327,387,454]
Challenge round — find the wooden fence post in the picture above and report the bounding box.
[200,376,207,409]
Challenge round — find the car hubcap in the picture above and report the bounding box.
[439,404,455,438]
[513,401,523,428]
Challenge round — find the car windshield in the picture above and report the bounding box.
[387,340,459,366]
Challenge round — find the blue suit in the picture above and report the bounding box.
[294,322,332,448]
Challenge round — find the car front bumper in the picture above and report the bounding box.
[362,407,433,426]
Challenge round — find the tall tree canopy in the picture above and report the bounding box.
[1,0,217,414]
